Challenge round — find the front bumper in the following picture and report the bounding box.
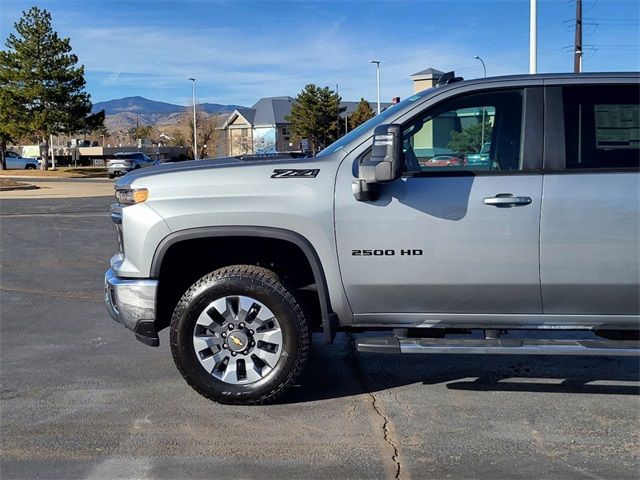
[104,268,160,346]
[107,166,132,176]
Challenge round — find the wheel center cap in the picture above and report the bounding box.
[227,331,249,352]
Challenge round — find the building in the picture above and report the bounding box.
[221,96,390,156]
[220,67,450,157]
[409,68,444,93]
[222,96,294,156]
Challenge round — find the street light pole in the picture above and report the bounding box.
[188,77,198,160]
[474,55,487,78]
[369,60,381,115]
[474,56,487,149]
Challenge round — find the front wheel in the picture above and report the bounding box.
[170,265,310,405]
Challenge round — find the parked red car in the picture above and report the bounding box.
[421,154,466,167]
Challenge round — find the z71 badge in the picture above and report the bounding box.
[271,169,320,178]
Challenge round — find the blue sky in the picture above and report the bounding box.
[1,0,639,107]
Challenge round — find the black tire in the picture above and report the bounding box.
[170,265,310,405]
[25,164,36,170]
[108,174,115,179]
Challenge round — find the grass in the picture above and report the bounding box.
[0,166,107,178]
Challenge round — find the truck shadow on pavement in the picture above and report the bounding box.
[281,334,639,404]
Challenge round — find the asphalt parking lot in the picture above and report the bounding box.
[1,195,639,479]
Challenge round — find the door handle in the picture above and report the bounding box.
[483,193,532,207]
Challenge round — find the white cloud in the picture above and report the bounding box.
[71,19,530,106]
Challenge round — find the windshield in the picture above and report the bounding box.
[316,88,437,157]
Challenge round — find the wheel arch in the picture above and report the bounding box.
[151,226,338,343]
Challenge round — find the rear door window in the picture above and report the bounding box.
[563,85,640,169]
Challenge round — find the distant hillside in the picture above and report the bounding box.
[92,96,244,131]
[92,96,243,115]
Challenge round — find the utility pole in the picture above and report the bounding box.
[336,83,340,131]
[530,0,537,74]
[50,133,56,170]
[369,60,381,114]
[574,0,583,73]
[188,78,198,159]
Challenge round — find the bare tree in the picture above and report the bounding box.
[253,133,275,154]
[197,114,221,159]
[231,134,252,156]
[130,125,154,142]
[180,109,223,158]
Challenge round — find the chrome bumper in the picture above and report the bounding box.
[104,268,159,345]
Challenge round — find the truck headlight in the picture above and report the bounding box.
[115,188,148,205]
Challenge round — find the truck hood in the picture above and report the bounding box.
[117,154,337,186]
[116,153,339,232]
[115,157,247,187]
[114,153,343,197]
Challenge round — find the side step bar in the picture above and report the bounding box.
[356,337,640,356]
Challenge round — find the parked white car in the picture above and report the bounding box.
[4,151,41,170]
[107,152,155,178]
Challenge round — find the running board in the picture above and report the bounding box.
[356,337,640,356]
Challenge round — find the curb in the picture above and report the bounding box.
[0,185,39,191]
[0,175,109,180]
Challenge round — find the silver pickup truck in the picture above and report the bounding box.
[105,72,640,405]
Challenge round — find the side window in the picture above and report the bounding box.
[403,90,524,173]
[563,85,640,169]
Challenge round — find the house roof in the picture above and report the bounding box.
[250,96,295,125]
[235,108,256,125]
[410,68,444,79]
[220,107,256,129]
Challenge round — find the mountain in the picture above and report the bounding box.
[92,96,244,131]
[92,96,243,115]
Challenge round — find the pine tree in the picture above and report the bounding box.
[0,7,104,169]
[348,98,375,131]
[287,84,345,154]
[448,120,493,154]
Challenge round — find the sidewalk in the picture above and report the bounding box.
[0,179,114,199]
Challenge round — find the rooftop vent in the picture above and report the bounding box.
[435,71,464,87]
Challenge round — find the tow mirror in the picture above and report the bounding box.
[352,124,403,201]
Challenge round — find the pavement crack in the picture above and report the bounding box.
[347,333,403,480]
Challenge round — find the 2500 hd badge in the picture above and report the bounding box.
[352,249,423,256]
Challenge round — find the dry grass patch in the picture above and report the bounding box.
[0,167,107,178]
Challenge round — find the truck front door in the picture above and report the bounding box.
[335,87,544,325]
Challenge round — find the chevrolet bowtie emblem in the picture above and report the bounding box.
[230,335,243,347]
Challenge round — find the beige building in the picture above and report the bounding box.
[222,97,295,156]
[409,68,444,93]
